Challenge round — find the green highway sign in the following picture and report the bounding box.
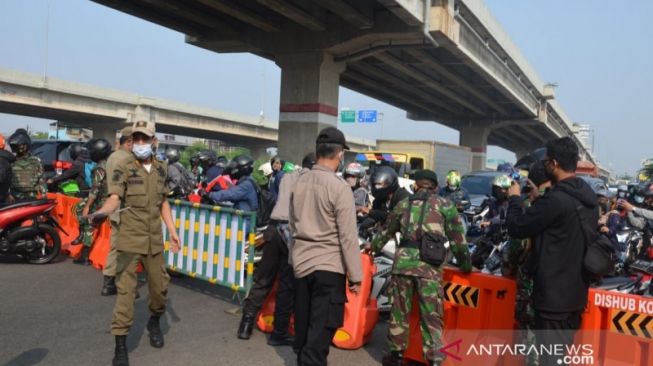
[340,110,356,123]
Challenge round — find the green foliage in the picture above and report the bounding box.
[251,158,269,186]
[30,131,49,139]
[180,141,207,169]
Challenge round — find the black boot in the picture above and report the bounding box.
[101,276,117,296]
[73,246,90,265]
[112,335,129,366]
[267,332,295,346]
[147,315,164,348]
[237,313,255,340]
[381,351,404,366]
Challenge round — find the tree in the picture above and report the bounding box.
[30,131,49,139]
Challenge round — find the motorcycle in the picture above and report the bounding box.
[0,199,64,264]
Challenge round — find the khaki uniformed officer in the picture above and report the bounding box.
[91,121,180,366]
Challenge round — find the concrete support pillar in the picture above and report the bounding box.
[276,51,345,163]
[92,123,121,143]
[459,126,489,171]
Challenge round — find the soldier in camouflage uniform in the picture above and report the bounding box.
[73,139,113,265]
[369,169,472,366]
[7,129,47,201]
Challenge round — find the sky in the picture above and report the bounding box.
[0,0,650,175]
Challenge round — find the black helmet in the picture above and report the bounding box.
[8,129,31,154]
[69,143,85,161]
[230,155,254,180]
[165,147,180,164]
[198,150,217,168]
[87,138,112,163]
[216,155,228,169]
[302,153,316,169]
[370,166,399,200]
[190,153,200,167]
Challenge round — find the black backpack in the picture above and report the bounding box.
[247,178,275,228]
[562,191,617,279]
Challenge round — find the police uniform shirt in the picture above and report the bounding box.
[107,154,168,255]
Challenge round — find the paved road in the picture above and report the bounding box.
[0,255,387,366]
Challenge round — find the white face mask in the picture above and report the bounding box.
[133,143,153,160]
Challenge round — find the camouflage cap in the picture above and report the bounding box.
[132,120,155,137]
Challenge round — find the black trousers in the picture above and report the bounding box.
[294,271,346,366]
[242,225,295,335]
[534,310,583,366]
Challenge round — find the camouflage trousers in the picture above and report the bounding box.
[515,267,537,366]
[388,274,444,362]
[75,200,95,247]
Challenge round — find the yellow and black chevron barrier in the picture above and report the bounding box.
[443,281,479,308]
[163,200,256,293]
[611,310,653,339]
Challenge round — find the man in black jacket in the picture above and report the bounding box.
[0,134,16,203]
[506,137,597,366]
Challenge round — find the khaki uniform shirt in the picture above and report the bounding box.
[270,167,310,222]
[106,148,133,224]
[290,164,362,283]
[107,155,168,255]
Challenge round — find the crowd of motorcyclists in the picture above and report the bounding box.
[6,124,653,366]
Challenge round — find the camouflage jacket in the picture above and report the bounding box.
[88,160,108,209]
[371,189,472,277]
[10,155,46,197]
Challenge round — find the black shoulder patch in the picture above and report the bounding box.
[157,165,166,178]
[112,169,124,182]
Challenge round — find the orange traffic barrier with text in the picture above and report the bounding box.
[404,268,518,365]
[575,287,653,366]
[256,253,379,350]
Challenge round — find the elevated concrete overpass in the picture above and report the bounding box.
[0,68,375,158]
[91,0,594,168]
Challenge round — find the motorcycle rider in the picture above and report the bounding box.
[73,138,112,264]
[368,169,471,366]
[196,150,220,184]
[0,134,16,204]
[343,162,369,214]
[8,129,47,202]
[360,166,410,233]
[206,155,258,220]
[439,170,470,211]
[620,183,653,256]
[47,143,90,196]
[165,147,195,198]
[268,156,285,204]
[481,175,514,231]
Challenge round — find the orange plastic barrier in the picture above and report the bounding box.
[256,279,295,334]
[405,268,518,365]
[46,193,81,256]
[256,254,379,350]
[88,219,111,270]
[575,288,653,366]
[333,253,379,349]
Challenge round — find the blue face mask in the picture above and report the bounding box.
[133,143,153,160]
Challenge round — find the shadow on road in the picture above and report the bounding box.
[169,274,242,305]
[4,348,48,366]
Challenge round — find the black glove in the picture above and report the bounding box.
[368,209,388,223]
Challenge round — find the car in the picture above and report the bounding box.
[461,171,508,209]
[31,140,78,181]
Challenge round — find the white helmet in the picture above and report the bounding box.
[258,162,273,177]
